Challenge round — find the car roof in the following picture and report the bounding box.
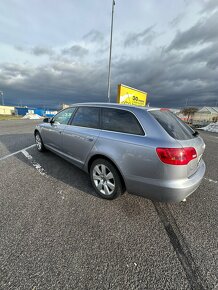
[68,102,159,111]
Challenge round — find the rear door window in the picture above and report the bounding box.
[72,107,100,129]
[149,110,195,140]
[101,108,144,135]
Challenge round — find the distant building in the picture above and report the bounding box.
[0,105,15,115]
[15,107,58,117]
[15,107,29,116]
[192,107,218,125]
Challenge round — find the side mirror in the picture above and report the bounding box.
[43,117,50,123]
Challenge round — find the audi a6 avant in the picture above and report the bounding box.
[34,103,206,202]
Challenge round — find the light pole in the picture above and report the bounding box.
[0,91,4,106]
[107,0,115,103]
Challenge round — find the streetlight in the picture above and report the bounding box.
[107,0,115,103]
[0,91,4,106]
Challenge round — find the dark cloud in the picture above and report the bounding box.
[83,30,104,43]
[14,46,26,52]
[124,26,156,47]
[14,45,54,56]
[1,1,218,109]
[183,42,218,69]
[0,60,108,108]
[1,42,218,108]
[168,11,218,50]
[201,0,218,13]
[61,45,89,58]
[0,63,33,78]
[1,10,218,109]
[169,12,185,27]
[31,46,54,56]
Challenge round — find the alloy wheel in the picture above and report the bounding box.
[92,164,115,195]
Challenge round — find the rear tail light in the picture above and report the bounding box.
[156,147,197,165]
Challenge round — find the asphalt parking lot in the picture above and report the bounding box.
[0,120,217,290]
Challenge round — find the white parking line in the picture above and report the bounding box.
[21,149,47,176]
[204,177,218,184]
[0,144,36,161]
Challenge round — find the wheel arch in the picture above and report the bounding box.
[34,129,40,136]
[87,154,126,191]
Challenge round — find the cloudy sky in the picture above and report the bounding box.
[0,0,218,108]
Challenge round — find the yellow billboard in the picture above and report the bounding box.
[117,84,147,107]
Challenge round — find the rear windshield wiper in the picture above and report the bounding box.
[192,130,199,137]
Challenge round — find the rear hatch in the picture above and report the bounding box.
[149,109,205,177]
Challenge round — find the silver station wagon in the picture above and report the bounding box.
[34,103,206,202]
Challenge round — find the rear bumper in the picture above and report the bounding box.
[125,160,206,202]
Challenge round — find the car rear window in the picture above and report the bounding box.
[149,110,195,140]
[102,108,144,135]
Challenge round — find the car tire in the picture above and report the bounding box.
[90,158,124,200]
[35,132,46,152]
